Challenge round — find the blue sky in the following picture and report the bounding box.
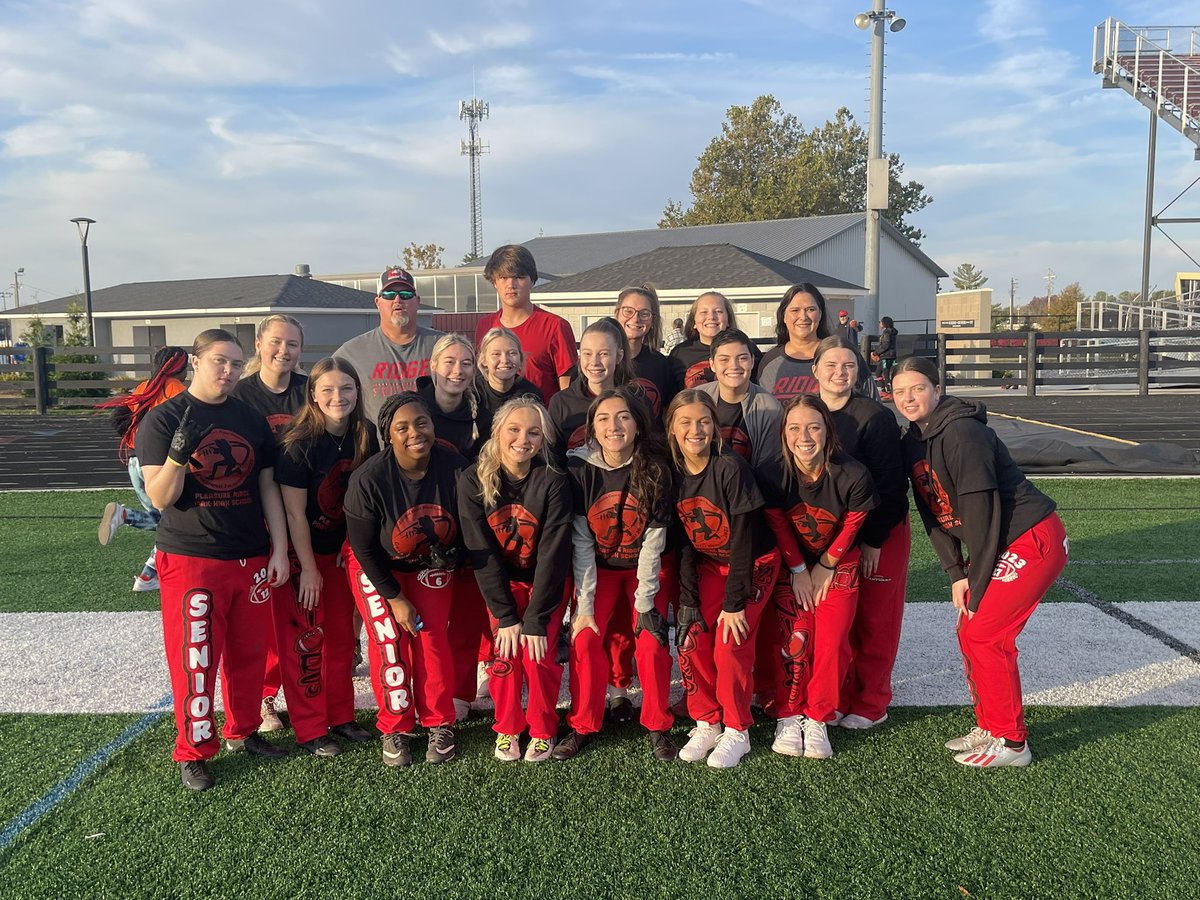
[1,0,1197,311]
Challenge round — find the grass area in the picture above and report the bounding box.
[2,480,1197,613]
[0,707,1197,898]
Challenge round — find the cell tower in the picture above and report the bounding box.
[459,96,489,261]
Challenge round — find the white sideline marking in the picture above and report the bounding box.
[1067,559,1200,566]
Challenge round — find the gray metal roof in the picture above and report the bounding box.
[25,275,380,315]
[514,212,946,278]
[531,244,863,294]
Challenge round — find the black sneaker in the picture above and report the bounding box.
[330,721,373,744]
[224,733,287,759]
[381,732,413,767]
[650,730,678,762]
[551,729,591,761]
[180,760,214,791]
[425,726,456,764]
[298,735,342,757]
[606,696,635,725]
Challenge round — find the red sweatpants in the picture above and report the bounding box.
[771,553,861,722]
[678,549,780,731]
[957,513,1068,742]
[840,518,911,720]
[488,583,568,740]
[604,591,635,691]
[449,571,494,702]
[346,551,455,735]
[270,552,358,743]
[157,550,273,762]
[261,631,282,702]
[568,567,673,735]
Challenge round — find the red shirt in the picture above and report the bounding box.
[475,306,577,403]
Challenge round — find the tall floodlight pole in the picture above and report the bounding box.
[459,97,489,262]
[12,267,23,309]
[70,217,97,345]
[855,2,905,333]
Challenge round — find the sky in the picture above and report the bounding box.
[2,0,1198,312]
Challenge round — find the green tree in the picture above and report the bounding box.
[18,312,51,348]
[952,263,989,290]
[401,242,445,271]
[660,97,932,243]
[1045,282,1086,331]
[55,299,106,398]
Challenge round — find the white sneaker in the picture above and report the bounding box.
[678,721,723,763]
[802,718,833,759]
[132,570,160,592]
[707,727,751,769]
[840,712,888,730]
[453,698,470,724]
[493,733,520,762]
[258,696,285,733]
[99,502,124,546]
[771,715,806,757]
[475,661,491,701]
[944,726,993,753]
[954,736,1032,768]
[523,736,555,763]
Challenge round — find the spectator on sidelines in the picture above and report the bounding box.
[874,316,899,394]
[335,267,444,427]
[835,310,860,345]
[663,317,685,354]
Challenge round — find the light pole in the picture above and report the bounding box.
[70,217,97,345]
[12,267,22,310]
[855,2,905,334]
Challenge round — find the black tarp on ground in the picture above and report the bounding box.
[987,414,1200,474]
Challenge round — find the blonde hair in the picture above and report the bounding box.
[474,396,555,510]
[244,314,305,377]
[430,333,481,444]
[477,326,526,383]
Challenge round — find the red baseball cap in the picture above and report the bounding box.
[378,267,416,294]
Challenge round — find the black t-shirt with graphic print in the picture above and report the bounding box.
[568,456,671,570]
[231,371,308,438]
[762,452,878,563]
[275,430,377,556]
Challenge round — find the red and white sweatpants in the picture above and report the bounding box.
[678,549,780,731]
[840,517,911,721]
[346,551,455,736]
[488,583,569,741]
[568,567,673,735]
[958,513,1068,742]
[270,552,358,744]
[157,550,273,762]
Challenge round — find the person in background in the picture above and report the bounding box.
[97,345,189,592]
[474,245,577,402]
[663,317,686,355]
[476,326,544,410]
[334,266,444,426]
[874,316,899,395]
[835,310,859,345]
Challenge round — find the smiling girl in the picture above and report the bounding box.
[670,291,760,389]
[476,326,545,409]
[418,334,491,461]
[613,284,677,421]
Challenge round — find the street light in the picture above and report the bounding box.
[12,267,22,309]
[854,2,905,334]
[70,217,96,345]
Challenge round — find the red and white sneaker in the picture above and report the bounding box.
[954,736,1032,768]
[944,726,992,752]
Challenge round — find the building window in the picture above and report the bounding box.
[132,325,166,348]
[220,323,256,347]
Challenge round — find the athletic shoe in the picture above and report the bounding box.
[944,727,993,753]
[329,721,373,743]
[453,698,470,724]
[424,725,456,764]
[98,502,124,546]
[223,733,286,759]
[179,760,214,791]
[771,715,806,757]
[828,710,845,726]
[475,660,491,700]
[840,712,889,730]
[524,736,555,763]
[955,737,1032,768]
[649,730,678,762]
[298,735,342,757]
[131,570,160,592]
[606,695,635,725]
[551,730,591,761]
[707,728,751,769]
[258,696,285,733]
[802,718,833,759]
[678,721,723,763]
[381,732,413,767]
[494,733,521,762]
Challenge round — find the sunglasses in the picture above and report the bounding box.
[381,290,416,300]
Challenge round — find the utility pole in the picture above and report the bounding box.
[1043,268,1055,328]
[1009,277,1017,330]
[12,268,22,309]
[459,94,489,262]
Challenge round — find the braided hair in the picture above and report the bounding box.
[98,346,188,462]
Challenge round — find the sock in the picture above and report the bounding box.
[1003,738,1025,750]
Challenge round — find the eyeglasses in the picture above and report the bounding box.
[616,307,653,322]
[381,290,416,300]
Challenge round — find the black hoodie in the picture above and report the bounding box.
[901,396,1056,612]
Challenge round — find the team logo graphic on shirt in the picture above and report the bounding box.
[191,428,255,492]
[720,425,752,461]
[487,504,540,568]
[787,502,839,554]
[587,491,646,561]
[567,424,589,451]
[635,377,662,417]
[771,375,818,401]
[391,503,457,560]
[417,568,452,589]
[991,550,1027,582]
[684,361,713,389]
[911,460,961,529]
[676,496,730,560]
[266,412,293,436]
[316,458,353,520]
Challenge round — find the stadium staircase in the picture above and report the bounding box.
[1094,18,1200,156]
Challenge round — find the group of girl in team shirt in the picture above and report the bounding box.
[139,282,1067,791]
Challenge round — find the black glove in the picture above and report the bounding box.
[634,609,669,648]
[167,406,213,468]
[675,605,708,649]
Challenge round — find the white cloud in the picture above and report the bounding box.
[429,23,533,55]
[87,149,150,173]
[977,0,1047,42]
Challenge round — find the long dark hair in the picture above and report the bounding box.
[773,283,832,347]
[615,284,664,351]
[586,386,670,516]
[280,357,373,469]
[99,345,189,461]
